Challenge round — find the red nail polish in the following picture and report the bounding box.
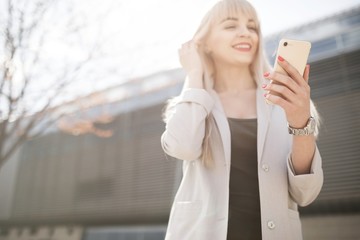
[263,72,270,77]
[278,55,284,62]
[262,84,267,88]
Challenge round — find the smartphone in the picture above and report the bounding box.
[267,38,311,103]
[273,38,311,76]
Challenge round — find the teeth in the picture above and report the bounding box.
[234,44,251,49]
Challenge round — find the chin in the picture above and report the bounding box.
[233,57,253,66]
[215,53,255,67]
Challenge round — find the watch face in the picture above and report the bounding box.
[308,117,316,132]
[288,117,316,135]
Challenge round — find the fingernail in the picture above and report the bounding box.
[263,93,267,98]
[263,72,270,77]
[278,55,284,62]
[262,84,267,88]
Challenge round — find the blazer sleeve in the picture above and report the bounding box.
[161,88,215,161]
[287,146,324,207]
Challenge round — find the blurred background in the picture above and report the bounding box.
[0,0,360,239]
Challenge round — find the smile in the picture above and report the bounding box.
[233,43,252,52]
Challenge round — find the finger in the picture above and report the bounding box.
[182,40,192,48]
[264,92,291,111]
[264,71,299,93]
[187,41,198,51]
[181,41,188,47]
[263,83,296,102]
[189,41,198,49]
[303,64,310,83]
[277,56,307,87]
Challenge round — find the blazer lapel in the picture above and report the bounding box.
[256,88,273,163]
[209,89,231,167]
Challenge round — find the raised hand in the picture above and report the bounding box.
[262,56,311,129]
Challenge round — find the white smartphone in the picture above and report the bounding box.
[267,38,311,103]
[274,38,311,76]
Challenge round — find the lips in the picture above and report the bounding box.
[232,42,252,51]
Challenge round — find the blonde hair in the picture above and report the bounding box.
[192,0,271,89]
[163,0,320,167]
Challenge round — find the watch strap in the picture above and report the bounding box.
[288,117,315,136]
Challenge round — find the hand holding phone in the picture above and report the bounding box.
[266,38,311,103]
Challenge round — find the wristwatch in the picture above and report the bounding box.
[288,117,316,136]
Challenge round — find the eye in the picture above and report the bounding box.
[247,25,257,31]
[224,25,236,30]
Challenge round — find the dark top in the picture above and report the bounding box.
[226,118,262,240]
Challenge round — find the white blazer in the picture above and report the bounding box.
[161,87,323,240]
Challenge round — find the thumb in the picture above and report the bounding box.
[303,64,310,83]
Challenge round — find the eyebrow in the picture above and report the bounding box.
[221,17,238,23]
[220,17,256,24]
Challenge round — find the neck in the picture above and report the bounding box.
[213,64,257,94]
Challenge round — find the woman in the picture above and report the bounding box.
[161,0,323,239]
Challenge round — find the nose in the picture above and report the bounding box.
[236,25,251,37]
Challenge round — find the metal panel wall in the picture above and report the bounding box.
[10,103,181,224]
[301,49,360,214]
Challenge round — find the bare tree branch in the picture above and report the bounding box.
[0,0,119,168]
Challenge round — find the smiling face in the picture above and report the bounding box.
[192,0,267,88]
[205,13,259,67]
